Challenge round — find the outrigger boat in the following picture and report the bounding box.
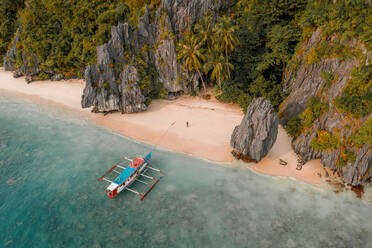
[98,152,164,199]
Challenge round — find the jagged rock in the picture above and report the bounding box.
[3,28,22,72]
[4,28,74,82]
[162,0,234,36]
[25,76,33,84]
[3,27,40,80]
[343,145,372,185]
[154,9,182,92]
[120,66,147,113]
[323,167,329,178]
[12,71,23,78]
[81,9,156,113]
[231,98,278,162]
[279,28,372,185]
[3,28,59,83]
[51,74,64,81]
[166,91,181,100]
[82,1,235,113]
[279,29,360,125]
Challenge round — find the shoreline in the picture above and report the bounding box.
[0,68,334,185]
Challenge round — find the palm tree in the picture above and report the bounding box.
[177,31,207,94]
[194,13,214,50]
[204,47,234,89]
[214,15,239,60]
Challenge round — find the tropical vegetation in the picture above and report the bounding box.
[0,0,370,119]
[177,14,237,95]
[0,0,25,65]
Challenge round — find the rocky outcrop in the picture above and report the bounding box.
[231,98,278,162]
[162,0,233,37]
[3,28,41,80]
[120,66,147,113]
[81,0,235,113]
[3,28,21,72]
[279,29,360,124]
[279,29,372,185]
[81,10,156,113]
[3,28,69,83]
[343,145,372,186]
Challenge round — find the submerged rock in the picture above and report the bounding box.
[231,98,278,162]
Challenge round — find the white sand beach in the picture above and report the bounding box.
[0,68,332,184]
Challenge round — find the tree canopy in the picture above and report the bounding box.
[0,0,25,65]
[217,0,307,111]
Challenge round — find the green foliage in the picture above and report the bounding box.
[300,0,371,51]
[337,150,356,167]
[136,61,158,93]
[351,119,372,148]
[37,71,50,80]
[217,82,252,112]
[125,0,160,27]
[194,14,214,50]
[311,130,340,152]
[146,81,168,106]
[176,30,207,93]
[227,0,307,110]
[305,38,354,66]
[0,0,25,65]
[214,15,239,59]
[203,48,233,89]
[320,71,337,91]
[102,82,110,90]
[187,14,238,93]
[285,117,302,139]
[12,0,129,77]
[299,96,328,128]
[285,96,328,139]
[335,65,372,118]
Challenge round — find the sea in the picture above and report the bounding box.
[0,93,371,248]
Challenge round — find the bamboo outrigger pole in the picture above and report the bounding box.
[126,187,144,199]
[147,165,165,175]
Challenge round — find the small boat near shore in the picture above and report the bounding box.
[98,152,164,199]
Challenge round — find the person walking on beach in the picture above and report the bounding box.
[186,121,189,127]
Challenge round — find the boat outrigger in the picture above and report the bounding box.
[98,152,164,199]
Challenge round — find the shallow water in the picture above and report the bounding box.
[0,93,371,248]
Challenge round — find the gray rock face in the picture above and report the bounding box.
[343,145,372,186]
[279,28,372,185]
[3,27,41,79]
[162,0,234,36]
[280,29,360,124]
[3,28,21,71]
[120,66,147,113]
[231,98,278,162]
[82,9,156,113]
[82,1,235,113]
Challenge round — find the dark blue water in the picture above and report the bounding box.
[0,93,371,248]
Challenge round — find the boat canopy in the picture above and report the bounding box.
[107,182,119,191]
[113,167,136,185]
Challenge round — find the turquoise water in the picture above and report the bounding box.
[0,93,372,248]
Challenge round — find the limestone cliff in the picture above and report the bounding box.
[279,29,371,186]
[3,28,41,80]
[81,0,235,113]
